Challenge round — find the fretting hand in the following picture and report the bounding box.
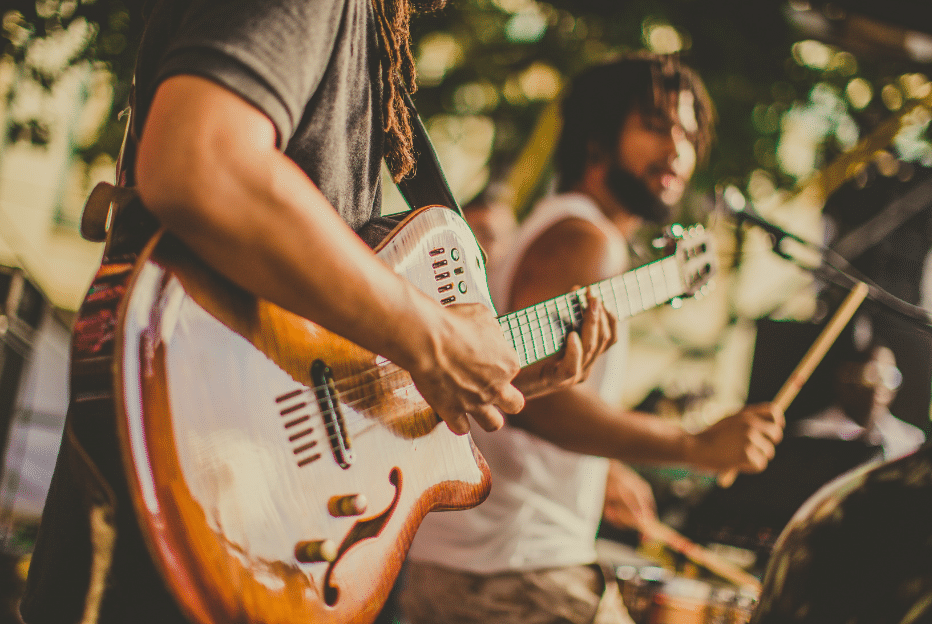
[513,288,618,400]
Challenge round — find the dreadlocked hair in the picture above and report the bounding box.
[372,0,418,182]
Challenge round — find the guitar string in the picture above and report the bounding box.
[272,256,683,402]
[277,296,588,401]
[273,298,596,448]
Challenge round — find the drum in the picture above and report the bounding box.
[614,566,758,624]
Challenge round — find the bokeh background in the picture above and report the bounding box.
[1,0,931,592]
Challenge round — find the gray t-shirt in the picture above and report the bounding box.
[133,0,384,232]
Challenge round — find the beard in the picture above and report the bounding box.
[605,161,674,224]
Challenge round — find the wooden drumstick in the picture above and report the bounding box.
[640,517,762,592]
[718,281,870,487]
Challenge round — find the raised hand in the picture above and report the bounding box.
[686,403,785,473]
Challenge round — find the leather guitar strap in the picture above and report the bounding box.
[394,90,465,218]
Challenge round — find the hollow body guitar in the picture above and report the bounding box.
[111,205,713,624]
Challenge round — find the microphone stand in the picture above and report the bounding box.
[719,193,932,332]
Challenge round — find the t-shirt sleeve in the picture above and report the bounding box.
[154,0,345,146]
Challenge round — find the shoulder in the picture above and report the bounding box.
[525,217,615,275]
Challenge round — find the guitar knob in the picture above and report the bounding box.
[295,539,338,563]
[328,494,368,517]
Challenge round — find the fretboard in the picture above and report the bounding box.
[498,254,685,368]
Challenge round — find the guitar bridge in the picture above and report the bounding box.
[311,359,355,469]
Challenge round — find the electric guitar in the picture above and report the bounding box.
[83,205,713,624]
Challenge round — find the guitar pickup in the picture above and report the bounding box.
[311,359,354,470]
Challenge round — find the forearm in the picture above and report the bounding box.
[509,389,784,472]
[508,387,694,466]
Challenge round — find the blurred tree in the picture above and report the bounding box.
[1,0,142,162]
[5,0,927,205]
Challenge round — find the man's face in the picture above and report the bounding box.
[613,92,698,209]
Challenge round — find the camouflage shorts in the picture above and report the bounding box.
[399,560,634,624]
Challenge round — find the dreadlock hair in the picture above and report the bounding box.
[555,52,716,192]
[371,0,419,182]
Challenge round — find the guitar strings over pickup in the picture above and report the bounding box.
[311,359,355,470]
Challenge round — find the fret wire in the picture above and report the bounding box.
[519,312,532,366]
[599,278,619,318]
[523,308,541,362]
[510,314,530,367]
[556,295,572,345]
[534,306,548,359]
[662,257,683,297]
[572,290,584,326]
[623,272,641,315]
[510,312,527,366]
[545,299,564,352]
[649,262,668,305]
[636,266,654,311]
[515,310,528,362]
[501,251,695,368]
[607,275,629,320]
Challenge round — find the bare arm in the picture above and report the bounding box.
[135,75,524,433]
[511,389,782,472]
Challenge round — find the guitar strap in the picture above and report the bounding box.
[395,90,464,218]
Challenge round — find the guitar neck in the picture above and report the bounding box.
[498,253,686,368]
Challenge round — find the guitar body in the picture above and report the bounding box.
[112,206,493,624]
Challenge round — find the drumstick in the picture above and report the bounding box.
[640,517,762,592]
[718,281,870,488]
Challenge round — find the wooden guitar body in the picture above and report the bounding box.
[113,206,493,624]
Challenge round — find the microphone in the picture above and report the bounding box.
[718,187,813,261]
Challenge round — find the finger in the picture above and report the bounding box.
[579,297,602,366]
[470,404,506,432]
[440,411,471,436]
[494,383,525,415]
[747,428,777,462]
[744,411,784,445]
[598,297,612,354]
[744,444,770,473]
[605,304,619,348]
[760,419,784,445]
[749,402,786,428]
[557,331,584,382]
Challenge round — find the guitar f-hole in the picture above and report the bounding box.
[323,468,402,606]
[311,359,354,469]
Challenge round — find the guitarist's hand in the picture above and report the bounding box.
[410,302,525,435]
[514,288,617,400]
[684,402,785,473]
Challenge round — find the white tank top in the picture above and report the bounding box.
[407,193,630,573]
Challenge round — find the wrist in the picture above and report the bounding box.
[381,287,446,375]
[678,430,702,467]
